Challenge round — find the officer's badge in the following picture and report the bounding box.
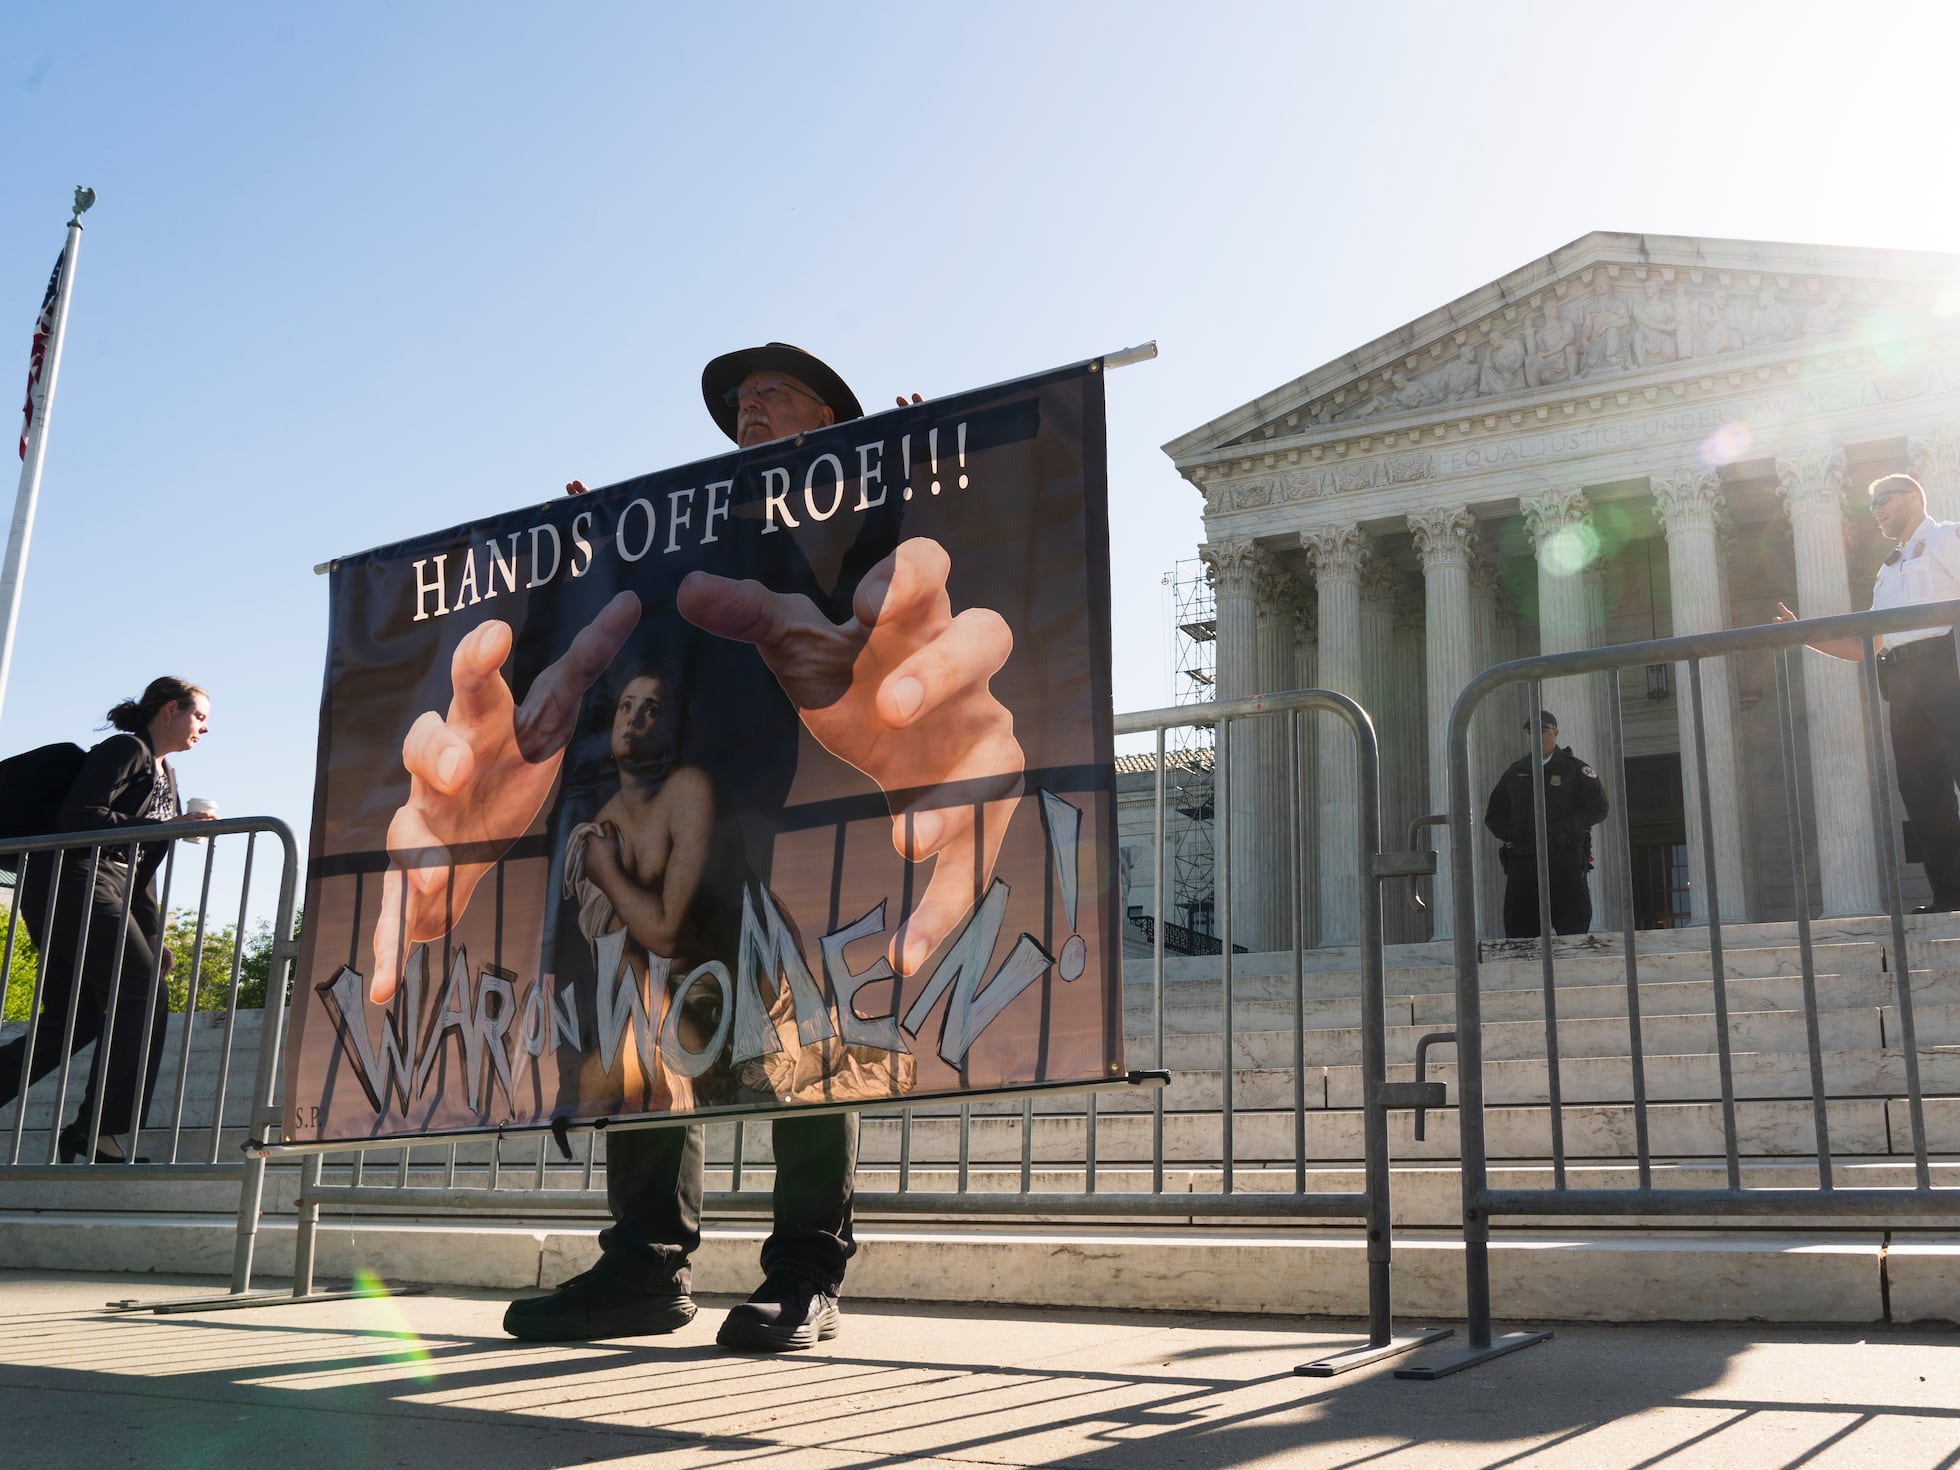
[1549,775,1562,786]
[1581,764,1597,777]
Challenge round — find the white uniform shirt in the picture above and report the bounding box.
[1871,516,1960,650]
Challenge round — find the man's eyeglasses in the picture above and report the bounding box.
[723,378,825,412]
[1870,488,1912,515]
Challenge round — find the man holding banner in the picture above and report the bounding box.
[374,345,1012,1350]
[289,339,1118,1357]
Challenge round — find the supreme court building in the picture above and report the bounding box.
[1141,231,1960,953]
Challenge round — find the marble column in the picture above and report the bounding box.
[1580,556,1628,929]
[1715,519,1757,917]
[1521,487,1603,931]
[1410,507,1477,941]
[1255,566,1302,950]
[1715,520,1739,640]
[1652,470,1749,923]
[1909,428,1960,523]
[1775,448,1882,916]
[1388,582,1428,945]
[1360,561,1400,929]
[1201,539,1268,947]
[1468,541,1506,939]
[1301,524,1370,946]
[1361,557,1398,795]
[1292,595,1321,948]
[1489,594,1528,926]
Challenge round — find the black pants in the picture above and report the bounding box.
[0,874,168,1141]
[1501,851,1593,938]
[597,1110,858,1294]
[1885,641,1960,909]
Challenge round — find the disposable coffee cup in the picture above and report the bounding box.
[183,797,217,842]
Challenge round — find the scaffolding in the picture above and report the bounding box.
[1167,558,1217,935]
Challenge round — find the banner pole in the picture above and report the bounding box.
[0,188,95,725]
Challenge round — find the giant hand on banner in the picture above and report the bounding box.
[678,535,1023,976]
[370,591,643,1000]
[370,536,1023,999]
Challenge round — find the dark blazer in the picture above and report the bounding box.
[54,730,179,930]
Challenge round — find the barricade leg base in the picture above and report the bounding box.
[106,1289,292,1313]
[1393,1329,1552,1380]
[106,1282,430,1316]
[1295,1326,1452,1378]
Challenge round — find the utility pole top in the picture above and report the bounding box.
[70,187,95,225]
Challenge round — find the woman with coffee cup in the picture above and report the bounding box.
[0,677,215,1163]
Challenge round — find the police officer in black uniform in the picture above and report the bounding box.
[1484,710,1610,937]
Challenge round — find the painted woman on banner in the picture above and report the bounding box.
[559,655,714,1114]
[550,630,914,1118]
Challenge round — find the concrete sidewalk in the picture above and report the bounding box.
[2,1270,1957,1469]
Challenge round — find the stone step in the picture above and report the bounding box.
[1408,941,1891,992]
[3,1211,1955,1324]
[0,1008,268,1051]
[1124,992,1373,1033]
[1121,970,1960,1044]
[5,1078,259,1126]
[837,1158,1960,1230]
[562,1096,1952,1168]
[1125,941,1902,1013]
[19,1036,1914,1155]
[16,1088,1945,1172]
[0,1011,268,1129]
[1341,1045,1960,1109]
[1127,970,1960,1043]
[1269,1095,1939,1164]
[12,1157,1958,1237]
[1136,991,1960,1058]
[1143,925,1960,982]
[1138,938,1897,992]
[1494,918,1960,961]
[1157,1002,1960,1072]
[3,1076,262,1133]
[11,1047,1952,1165]
[855,1098,1960,1165]
[1412,970,1960,1027]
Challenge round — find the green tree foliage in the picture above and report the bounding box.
[2,917,44,1023]
[0,908,288,1022]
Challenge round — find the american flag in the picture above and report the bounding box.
[18,250,63,460]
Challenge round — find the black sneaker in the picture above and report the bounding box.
[715,1272,841,1352]
[503,1259,697,1342]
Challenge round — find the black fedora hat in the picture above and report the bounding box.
[700,342,863,443]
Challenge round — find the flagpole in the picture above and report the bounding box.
[0,187,94,726]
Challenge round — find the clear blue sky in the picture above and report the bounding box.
[4,0,1958,892]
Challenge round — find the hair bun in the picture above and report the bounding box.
[100,678,205,735]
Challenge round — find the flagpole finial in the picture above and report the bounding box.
[69,187,95,226]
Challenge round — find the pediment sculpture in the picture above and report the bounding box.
[1206,453,1436,513]
[1315,276,1867,429]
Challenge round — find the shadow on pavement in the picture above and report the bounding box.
[1,1282,1958,1468]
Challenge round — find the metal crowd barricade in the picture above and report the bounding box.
[1409,600,1960,1380]
[0,816,300,1296]
[156,693,1443,1376]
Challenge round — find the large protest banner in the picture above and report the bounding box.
[284,360,1120,1144]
